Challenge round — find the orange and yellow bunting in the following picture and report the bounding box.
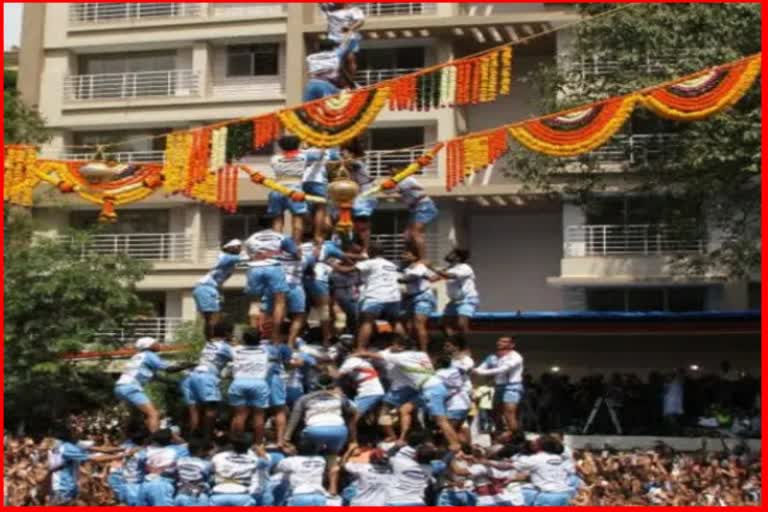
[162,132,193,194]
[4,145,40,206]
[446,129,508,191]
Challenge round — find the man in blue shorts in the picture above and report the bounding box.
[192,239,246,339]
[472,336,524,436]
[429,249,479,337]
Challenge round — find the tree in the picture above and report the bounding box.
[4,73,49,144]
[507,3,760,278]
[3,212,150,432]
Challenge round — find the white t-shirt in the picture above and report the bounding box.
[244,229,293,267]
[402,262,435,296]
[144,446,179,480]
[437,367,471,412]
[211,451,267,494]
[356,257,402,304]
[302,148,339,185]
[293,391,348,428]
[344,462,392,506]
[475,351,524,386]
[231,345,271,380]
[380,350,440,390]
[387,446,433,505]
[513,452,572,493]
[270,152,307,183]
[394,177,427,209]
[445,263,478,302]
[275,456,326,495]
[324,7,365,42]
[193,340,234,376]
[338,356,385,397]
[379,348,411,391]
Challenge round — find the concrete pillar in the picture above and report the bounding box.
[562,201,585,256]
[284,3,306,105]
[191,41,212,97]
[18,3,46,108]
[180,290,198,321]
[165,290,182,318]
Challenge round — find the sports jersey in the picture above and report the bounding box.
[301,148,340,185]
[380,350,440,390]
[244,229,298,267]
[394,177,428,209]
[116,351,168,386]
[355,257,402,303]
[231,345,272,380]
[513,452,572,493]
[402,262,435,296]
[48,440,91,496]
[344,462,392,506]
[196,252,245,288]
[445,263,478,302]
[120,441,147,484]
[474,351,524,385]
[193,339,234,376]
[270,151,308,183]
[275,456,326,495]
[286,390,354,431]
[338,356,385,397]
[379,348,411,391]
[286,340,321,391]
[387,446,434,505]
[304,241,345,283]
[436,367,471,411]
[467,464,516,505]
[349,161,376,193]
[211,451,268,495]
[324,7,365,43]
[176,456,213,494]
[143,446,179,480]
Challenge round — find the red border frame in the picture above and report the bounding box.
[1,0,765,510]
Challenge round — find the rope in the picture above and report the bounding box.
[57,3,640,152]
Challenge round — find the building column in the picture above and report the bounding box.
[180,290,198,322]
[191,41,212,97]
[284,3,306,105]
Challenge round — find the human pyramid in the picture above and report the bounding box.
[45,5,579,508]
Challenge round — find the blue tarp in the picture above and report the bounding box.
[429,310,760,321]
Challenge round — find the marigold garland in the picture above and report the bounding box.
[253,114,281,149]
[445,130,509,191]
[4,145,40,206]
[209,127,228,173]
[500,47,513,95]
[162,132,193,194]
[216,164,239,213]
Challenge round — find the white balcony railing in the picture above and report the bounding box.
[63,70,200,102]
[565,225,707,257]
[69,3,202,25]
[210,3,286,18]
[355,68,421,87]
[58,150,165,163]
[64,233,194,261]
[358,3,437,16]
[364,149,438,178]
[95,317,185,345]
[370,232,439,261]
[567,134,679,166]
[576,54,681,77]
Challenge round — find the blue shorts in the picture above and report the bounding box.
[335,294,358,318]
[402,291,436,317]
[263,284,306,315]
[409,199,438,225]
[352,196,378,218]
[355,394,384,415]
[444,298,479,318]
[359,299,400,319]
[533,491,572,506]
[192,283,220,313]
[288,492,327,506]
[114,383,149,407]
[495,383,524,405]
[228,378,270,408]
[267,189,309,217]
[174,493,211,506]
[305,278,330,299]
[421,383,448,417]
[246,265,289,297]
[304,78,340,102]
[269,373,287,407]
[108,471,141,506]
[437,490,478,507]
[139,477,175,506]
[446,409,469,422]
[383,387,419,407]
[302,424,348,454]
[302,181,328,198]
[286,386,303,407]
[180,372,222,405]
[330,33,361,53]
[211,493,256,506]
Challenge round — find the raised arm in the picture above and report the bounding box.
[284,394,309,443]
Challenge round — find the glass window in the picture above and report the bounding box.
[366,127,424,151]
[221,206,267,241]
[226,44,279,77]
[667,287,707,312]
[586,288,625,311]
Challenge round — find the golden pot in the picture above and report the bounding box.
[327,178,360,206]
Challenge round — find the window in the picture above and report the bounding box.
[80,52,176,75]
[358,47,425,70]
[365,127,424,151]
[221,206,267,242]
[586,287,708,312]
[226,44,279,77]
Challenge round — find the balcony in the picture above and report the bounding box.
[575,54,680,78]
[566,134,679,167]
[209,3,286,18]
[63,70,200,103]
[59,150,165,163]
[355,68,421,87]
[358,3,437,17]
[69,3,202,25]
[565,224,706,257]
[95,317,185,345]
[364,149,438,178]
[63,233,195,261]
[370,232,439,261]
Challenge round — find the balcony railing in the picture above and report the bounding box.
[355,68,421,87]
[69,3,202,25]
[370,232,439,261]
[95,317,185,345]
[566,134,679,166]
[358,3,437,16]
[565,224,707,257]
[576,54,680,77]
[364,149,438,178]
[63,70,200,102]
[59,150,165,163]
[64,233,194,261]
[210,3,286,18]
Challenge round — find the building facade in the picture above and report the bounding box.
[18,3,759,369]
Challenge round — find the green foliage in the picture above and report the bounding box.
[509,3,761,278]
[4,89,50,145]
[5,69,18,90]
[4,212,150,432]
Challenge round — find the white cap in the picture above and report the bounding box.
[223,239,242,249]
[135,337,158,350]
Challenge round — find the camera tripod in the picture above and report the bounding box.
[582,397,622,435]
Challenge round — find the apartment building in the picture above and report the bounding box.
[17,3,759,374]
